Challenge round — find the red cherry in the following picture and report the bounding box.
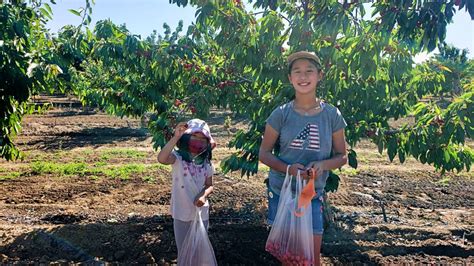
[366,130,376,138]
[217,82,226,89]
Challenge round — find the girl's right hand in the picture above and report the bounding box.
[173,122,188,139]
[288,163,309,179]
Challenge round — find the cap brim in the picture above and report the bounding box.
[287,51,321,68]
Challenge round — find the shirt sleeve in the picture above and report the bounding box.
[208,163,215,177]
[266,106,284,133]
[204,163,214,185]
[171,150,182,169]
[332,107,347,133]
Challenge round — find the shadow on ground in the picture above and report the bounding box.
[24,127,149,150]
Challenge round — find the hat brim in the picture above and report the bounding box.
[287,51,321,68]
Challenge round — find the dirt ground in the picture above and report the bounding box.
[0,96,472,265]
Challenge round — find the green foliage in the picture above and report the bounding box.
[65,0,472,183]
[425,43,473,97]
[2,0,473,193]
[325,171,340,193]
[30,160,158,180]
[162,0,473,181]
[0,0,90,160]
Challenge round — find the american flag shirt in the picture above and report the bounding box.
[289,123,321,151]
[265,101,347,194]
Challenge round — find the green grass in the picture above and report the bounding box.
[99,154,110,161]
[142,175,155,183]
[94,161,107,167]
[149,163,172,171]
[73,156,86,163]
[435,176,451,186]
[19,147,163,180]
[334,167,359,176]
[31,162,88,176]
[29,161,165,180]
[0,171,21,180]
[27,148,149,164]
[30,152,63,163]
[99,148,147,159]
[258,164,270,173]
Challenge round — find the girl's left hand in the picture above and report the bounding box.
[194,196,206,207]
[306,161,324,179]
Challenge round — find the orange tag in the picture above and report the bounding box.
[294,169,317,217]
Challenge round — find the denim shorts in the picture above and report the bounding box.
[267,185,325,235]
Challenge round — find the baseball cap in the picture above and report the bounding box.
[287,51,322,69]
[184,119,216,148]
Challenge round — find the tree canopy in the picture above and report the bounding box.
[1,0,473,191]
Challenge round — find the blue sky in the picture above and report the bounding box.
[46,0,473,59]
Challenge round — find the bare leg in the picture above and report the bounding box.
[313,234,322,266]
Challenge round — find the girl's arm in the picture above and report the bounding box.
[308,128,348,175]
[195,174,213,207]
[259,124,309,178]
[157,122,187,165]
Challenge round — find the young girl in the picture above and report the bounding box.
[157,118,216,258]
[259,51,348,265]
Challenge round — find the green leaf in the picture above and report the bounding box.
[398,149,406,164]
[325,171,340,193]
[348,149,358,169]
[387,137,398,162]
[443,150,451,163]
[377,137,384,154]
[69,9,82,17]
[40,7,53,20]
[43,3,53,14]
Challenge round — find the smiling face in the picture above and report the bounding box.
[288,58,323,96]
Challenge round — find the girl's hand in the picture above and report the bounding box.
[306,161,324,179]
[173,122,188,139]
[194,196,206,207]
[288,163,310,179]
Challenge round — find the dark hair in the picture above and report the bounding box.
[288,58,322,74]
[176,133,213,163]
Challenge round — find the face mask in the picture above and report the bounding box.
[188,139,208,154]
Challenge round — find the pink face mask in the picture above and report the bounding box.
[188,139,208,154]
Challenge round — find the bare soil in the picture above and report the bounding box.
[0,96,472,265]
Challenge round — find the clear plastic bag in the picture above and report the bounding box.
[178,207,218,266]
[265,168,315,265]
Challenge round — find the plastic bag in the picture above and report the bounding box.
[295,169,317,217]
[265,168,315,265]
[178,207,218,266]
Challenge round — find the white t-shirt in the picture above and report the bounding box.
[170,151,214,221]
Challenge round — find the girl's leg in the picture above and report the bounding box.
[173,219,192,256]
[313,234,322,266]
[312,192,324,266]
